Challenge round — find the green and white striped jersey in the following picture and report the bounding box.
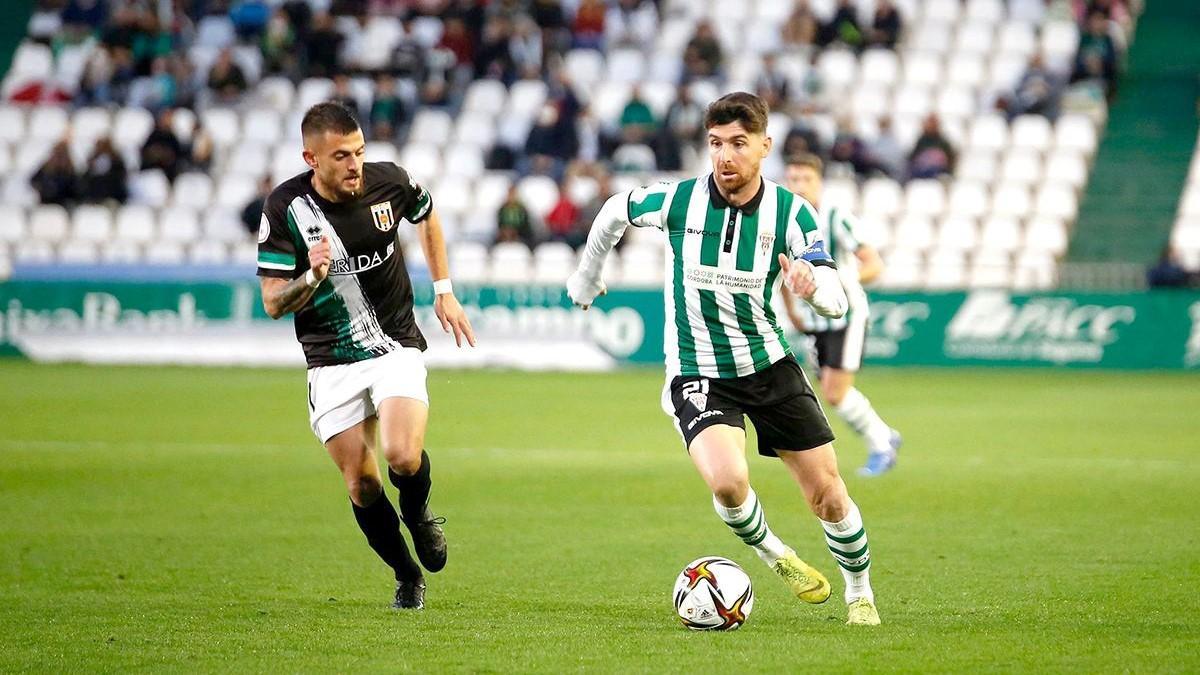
[792,204,870,333]
[624,174,838,378]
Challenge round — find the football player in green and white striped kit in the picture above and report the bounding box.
[780,153,902,477]
[567,93,881,626]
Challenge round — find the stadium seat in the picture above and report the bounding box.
[1010,114,1053,152]
[364,141,399,165]
[925,249,968,289]
[566,175,600,206]
[195,15,235,49]
[12,239,55,264]
[115,205,158,243]
[2,176,37,206]
[904,180,947,218]
[58,239,100,264]
[923,0,963,24]
[997,21,1037,57]
[201,108,240,147]
[946,56,987,91]
[410,109,454,147]
[462,79,508,115]
[453,111,498,149]
[979,215,1023,252]
[242,108,282,144]
[171,107,197,142]
[1055,114,1099,156]
[818,49,859,91]
[936,215,980,252]
[852,85,891,119]
[893,85,933,119]
[1040,21,1081,70]
[458,205,500,244]
[172,172,215,210]
[0,105,25,145]
[936,86,977,121]
[256,76,295,113]
[0,205,26,244]
[605,48,646,85]
[859,49,900,88]
[296,78,335,111]
[967,113,1009,152]
[433,175,474,217]
[489,241,533,283]
[28,106,69,142]
[619,244,663,286]
[1012,250,1057,289]
[448,241,490,283]
[969,249,1013,288]
[987,52,1028,93]
[474,173,513,213]
[516,175,560,220]
[101,240,141,264]
[532,241,576,284]
[71,204,112,242]
[228,241,258,268]
[565,49,606,91]
[159,206,201,243]
[861,178,904,219]
[956,150,999,183]
[442,146,485,181]
[966,0,1006,23]
[399,142,441,185]
[876,249,923,288]
[29,204,70,243]
[203,208,248,244]
[822,178,859,214]
[144,240,187,265]
[408,16,444,48]
[991,184,1033,219]
[1034,183,1079,220]
[954,22,997,55]
[999,149,1043,186]
[893,215,937,252]
[188,240,230,265]
[903,52,942,88]
[1043,152,1088,189]
[909,21,953,54]
[590,80,634,129]
[71,107,112,144]
[947,181,991,219]
[743,17,783,55]
[1024,216,1069,255]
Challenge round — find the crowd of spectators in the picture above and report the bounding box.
[15,0,1138,250]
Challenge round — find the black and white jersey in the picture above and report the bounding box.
[256,162,433,368]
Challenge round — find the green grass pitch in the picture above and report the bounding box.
[0,362,1197,672]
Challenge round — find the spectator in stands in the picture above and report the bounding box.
[782,0,819,48]
[241,176,274,236]
[140,109,185,182]
[656,83,704,171]
[866,0,903,50]
[572,172,613,250]
[683,20,723,82]
[231,0,271,40]
[828,119,873,179]
[475,15,515,80]
[62,0,110,33]
[618,86,656,144]
[755,53,791,113]
[330,74,362,120]
[1147,246,1196,288]
[869,116,906,180]
[496,185,536,246]
[545,181,583,247]
[32,140,79,207]
[908,114,957,180]
[129,55,177,112]
[606,0,658,50]
[1072,11,1119,95]
[304,12,344,78]
[439,17,475,70]
[79,136,128,205]
[1002,54,1065,120]
[369,75,406,140]
[510,16,544,79]
[1079,0,1132,35]
[782,123,823,160]
[188,125,215,174]
[261,7,299,77]
[572,0,607,50]
[795,50,828,113]
[820,0,865,50]
[207,48,248,105]
[524,103,571,179]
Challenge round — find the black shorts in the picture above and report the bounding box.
[807,313,868,372]
[666,355,836,457]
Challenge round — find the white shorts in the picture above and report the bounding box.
[306,347,429,443]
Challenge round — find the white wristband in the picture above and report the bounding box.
[304,269,321,289]
[433,278,453,295]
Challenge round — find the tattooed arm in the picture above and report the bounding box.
[261,236,331,319]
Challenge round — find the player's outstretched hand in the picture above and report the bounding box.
[309,236,332,281]
[434,292,476,348]
[778,254,817,300]
[566,271,607,311]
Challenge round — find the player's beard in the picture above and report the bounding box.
[714,162,756,195]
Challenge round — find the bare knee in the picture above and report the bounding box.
[709,471,750,507]
[823,383,845,406]
[806,475,849,522]
[348,474,384,507]
[384,440,423,476]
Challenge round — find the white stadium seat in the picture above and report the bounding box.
[489,241,533,283]
[0,205,26,244]
[462,79,508,115]
[1010,114,1054,152]
[991,183,1033,219]
[1034,183,1079,220]
[969,249,1012,288]
[158,206,201,243]
[936,215,980,252]
[923,0,962,24]
[967,114,1009,152]
[71,205,112,242]
[532,241,576,284]
[859,49,900,88]
[189,240,230,265]
[1025,216,1069,255]
[956,150,999,183]
[903,52,942,88]
[1044,152,1088,189]
[893,215,936,252]
[144,240,186,265]
[860,178,904,219]
[115,205,158,243]
[516,175,560,220]
[904,180,947,218]
[925,249,968,289]
[58,239,101,264]
[1012,250,1057,290]
[980,215,1023,252]
[27,106,69,142]
[999,149,1043,186]
[29,204,70,243]
[409,109,453,147]
[172,172,215,210]
[954,21,996,55]
[1055,114,1099,156]
[947,181,991,219]
[0,105,26,144]
[449,241,490,282]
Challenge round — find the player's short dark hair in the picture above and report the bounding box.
[786,153,824,173]
[703,92,769,135]
[301,101,360,138]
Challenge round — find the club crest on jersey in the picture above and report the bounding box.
[758,231,775,256]
[370,201,396,232]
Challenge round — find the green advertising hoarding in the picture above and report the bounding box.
[1,281,1197,370]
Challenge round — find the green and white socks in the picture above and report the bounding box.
[821,499,874,603]
[713,488,790,566]
[836,387,893,453]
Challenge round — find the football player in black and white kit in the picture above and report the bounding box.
[257,102,475,609]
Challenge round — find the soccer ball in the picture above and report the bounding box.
[672,556,754,631]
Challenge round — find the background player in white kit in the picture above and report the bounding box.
[780,153,902,476]
[567,93,882,625]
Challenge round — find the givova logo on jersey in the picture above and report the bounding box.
[328,242,396,276]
